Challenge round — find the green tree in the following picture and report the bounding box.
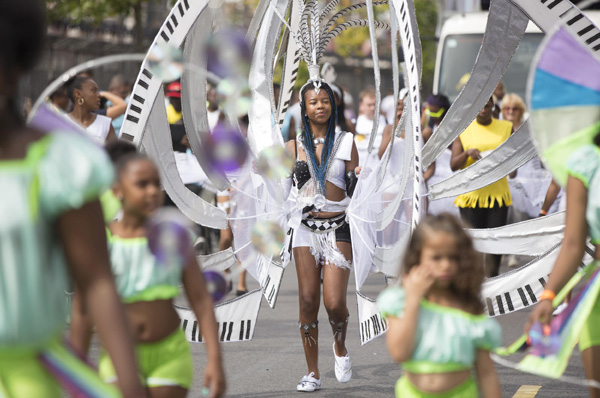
[414,0,438,96]
[332,0,438,95]
[46,0,156,51]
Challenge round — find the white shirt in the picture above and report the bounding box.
[85,115,112,145]
[380,95,396,125]
[354,114,386,167]
[207,109,220,131]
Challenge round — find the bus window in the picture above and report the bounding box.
[438,33,543,102]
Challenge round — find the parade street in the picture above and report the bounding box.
[142,260,589,398]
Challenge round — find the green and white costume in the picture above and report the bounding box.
[377,286,501,397]
[0,132,117,398]
[100,231,193,389]
[107,231,182,303]
[566,146,600,353]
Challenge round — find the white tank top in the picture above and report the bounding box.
[207,109,220,131]
[85,115,112,145]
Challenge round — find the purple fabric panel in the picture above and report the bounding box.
[537,27,600,93]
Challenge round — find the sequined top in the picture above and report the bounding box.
[293,160,311,190]
[107,231,182,303]
[566,145,600,244]
[377,287,501,373]
[0,132,113,348]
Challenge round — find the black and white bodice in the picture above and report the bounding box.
[293,131,354,192]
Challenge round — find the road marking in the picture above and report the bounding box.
[513,385,542,397]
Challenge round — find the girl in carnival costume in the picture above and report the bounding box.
[283,76,361,392]
[72,141,226,398]
[0,0,146,396]
[526,131,600,397]
[378,214,502,398]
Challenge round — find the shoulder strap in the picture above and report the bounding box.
[294,138,298,159]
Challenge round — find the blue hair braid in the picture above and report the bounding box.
[300,82,338,193]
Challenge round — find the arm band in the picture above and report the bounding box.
[345,170,358,198]
[539,289,555,302]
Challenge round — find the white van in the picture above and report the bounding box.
[433,11,600,102]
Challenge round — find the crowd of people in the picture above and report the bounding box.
[3,0,600,397]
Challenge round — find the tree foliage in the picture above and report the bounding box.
[45,0,155,50]
[332,0,438,95]
[414,0,438,96]
[47,0,438,92]
[46,0,142,24]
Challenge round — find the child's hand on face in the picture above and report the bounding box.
[403,264,435,299]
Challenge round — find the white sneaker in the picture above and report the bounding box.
[333,343,352,383]
[297,372,322,392]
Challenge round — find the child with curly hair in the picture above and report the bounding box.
[378,213,501,397]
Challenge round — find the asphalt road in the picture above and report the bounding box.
[86,258,590,397]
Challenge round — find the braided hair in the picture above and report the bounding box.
[299,82,338,193]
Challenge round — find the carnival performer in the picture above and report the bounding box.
[72,141,226,398]
[0,1,146,396]
[283,79,360,392]
[378,214,502,398]
[67,75,118,145]
[525,133,600,397]
[451,97,513,277]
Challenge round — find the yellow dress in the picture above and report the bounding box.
[454,118,513,208]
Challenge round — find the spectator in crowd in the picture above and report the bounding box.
[420,93,461,217]
[66,75,117,145]
[493,80,506,119]
[207,83,225,131]
[355,87,386,166]
[502,93,558,268]
[422,93,450,143]
[166,81,183,124]
[75,72,127,122]
[501,93,525,132]
[48,83,70,112]
[380,88,396,125]
[379,88,408,158]
[342,86,356,125]
[330,83,355,135]
[286,90,302,139]
[451,97,513,277]
[106,74,130,134]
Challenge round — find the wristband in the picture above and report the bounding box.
[539,209,547,216]
[539,289,555,302]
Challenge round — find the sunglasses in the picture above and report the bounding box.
[503,106,521,111]
[426,107,446,118]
